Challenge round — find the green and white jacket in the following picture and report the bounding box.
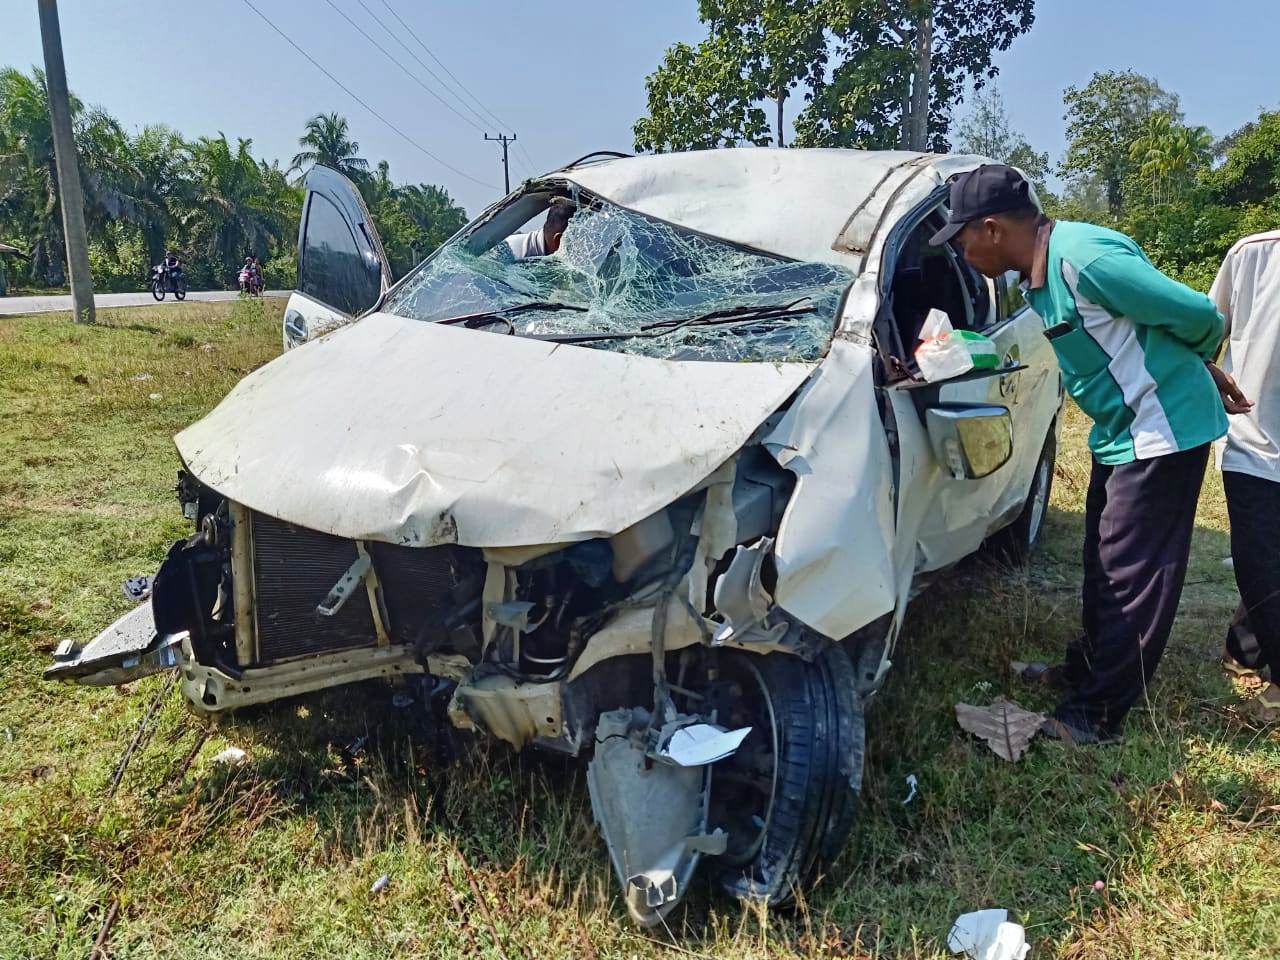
[1024,220,1227,465]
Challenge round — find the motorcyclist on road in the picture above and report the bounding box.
[161,250,183,287]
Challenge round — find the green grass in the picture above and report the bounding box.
[1,300,1276,958]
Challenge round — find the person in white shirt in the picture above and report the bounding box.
[506,202,575,259]
[1210,229,1280,720]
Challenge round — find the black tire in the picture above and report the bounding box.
[709,644,864,907]
[991,428,1056,565]
[174,277,187,301]
[150,279,165,301]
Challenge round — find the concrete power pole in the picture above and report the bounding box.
[37,0,95,324]
[485,133,517,194]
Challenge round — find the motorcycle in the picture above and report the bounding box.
[238,267,263,297]
[150,264,187,301]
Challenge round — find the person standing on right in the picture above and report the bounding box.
[932,164,1229,744]
[1210,229,1280,720]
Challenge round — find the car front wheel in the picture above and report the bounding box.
[707,643,863,906]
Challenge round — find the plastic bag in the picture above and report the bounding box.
[915,309,1000,382]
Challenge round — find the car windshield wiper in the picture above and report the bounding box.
[526,298,816,345]
[436,301,588,329]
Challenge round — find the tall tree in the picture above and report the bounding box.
[289,112,369,180]
[0,66,73,284]
[0,67,142,285]
[1061,70,1181,215]
[126,124,192,268]
[797,0,1036,151]
[635,1,1036,155]
[186,134,296,282]
[956,87,1049,192]
[1127,111,1212,205]
[634,1,826,152]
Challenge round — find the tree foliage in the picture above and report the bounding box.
[634,0,1036,154]
[1127,111,1212,205]
[956,87,1050,193]
[0,66,465,292]
[633,0,826,152]
[358,160,468,279]
[290,112,370,180]
[799,0,1035,150]
[1206,111,1280,208]
[1103,108,1280,292]
[1060,70,1181,215]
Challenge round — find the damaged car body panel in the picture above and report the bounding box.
[49,148,1062,924]
[763,337,897,641]
[175,313,818,549]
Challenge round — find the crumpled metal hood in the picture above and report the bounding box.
[176,312,816,547]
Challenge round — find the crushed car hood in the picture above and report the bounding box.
[176,312,816,547]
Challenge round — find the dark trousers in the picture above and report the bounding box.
[1224,469,1280,675]
[1057,444,1210,732]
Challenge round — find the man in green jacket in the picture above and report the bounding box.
[932,164,1228,744]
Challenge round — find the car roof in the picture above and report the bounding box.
[558,147,990,269]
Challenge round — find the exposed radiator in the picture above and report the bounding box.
[250,512,477,664]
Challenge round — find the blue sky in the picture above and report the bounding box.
[2,1,1276,217]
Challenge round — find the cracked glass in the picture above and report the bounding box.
[382,198,856,363]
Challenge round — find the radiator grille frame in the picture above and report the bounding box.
[251,513,378,662]
[247,511,478,665]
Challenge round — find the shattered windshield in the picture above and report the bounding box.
[381,196,856,362]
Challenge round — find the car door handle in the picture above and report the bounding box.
[999,348,1022,398]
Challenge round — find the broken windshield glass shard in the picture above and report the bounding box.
[384,196,856,363]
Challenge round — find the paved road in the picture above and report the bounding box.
[0,289,288,316]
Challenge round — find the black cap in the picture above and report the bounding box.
[929,164,1033,246]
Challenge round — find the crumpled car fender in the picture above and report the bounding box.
[763,338,897,640]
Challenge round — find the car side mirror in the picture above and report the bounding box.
[925,403,1013,479]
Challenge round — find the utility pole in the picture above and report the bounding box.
[484,133,517,194]
[37,0,95,324]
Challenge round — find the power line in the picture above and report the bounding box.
[237,0,497,190]
[376,0,541,178]
[351,0,492,133]
[320,0,488,136]
[377,0,512,134]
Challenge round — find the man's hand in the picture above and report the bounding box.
[1206,362,1253,414]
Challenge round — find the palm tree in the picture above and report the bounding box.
[0,67,146,284]
[126,124,193,269]
[186,134,296,284]
[289,112,369,180]
[1129,112,1213,204]
[0,67,71,284]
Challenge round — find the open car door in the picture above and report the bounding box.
[282,165,391,350]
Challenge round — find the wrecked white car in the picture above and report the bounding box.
[48,148,1062,925]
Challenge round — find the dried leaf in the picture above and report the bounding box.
[955,698,1046,762]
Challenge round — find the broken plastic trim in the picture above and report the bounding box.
[587,708,727,926]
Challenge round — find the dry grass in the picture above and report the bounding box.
[0,301,1276,957]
